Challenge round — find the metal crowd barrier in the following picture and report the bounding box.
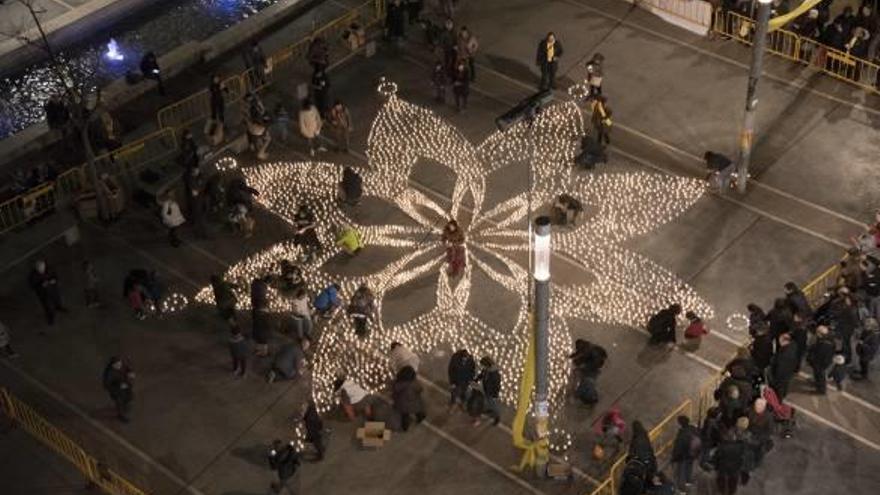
[0,387,149,495]
[802,261,843,309]
[713,9,880,94]
[0,128,178,234]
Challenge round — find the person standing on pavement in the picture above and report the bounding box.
[311,68,331,116]
[585,52,605,97]
[770,333,799,399]
[392,365,426,431]
[386,0,406,40]
[327,100,352,153]
[302,400,325,461]
[713,429,746,495]
[474,356,501,426]
[229,324,249,378]
[854,317,880,380]
[807,325,835,394]
[591,95,612,148]
[183,166,206,239]
[749,322,774,373]
[670,415,700,492]
[102,357,135,423]
[456,26,479,81]
[831,289,859,364]
[160,194,186,247]
[431,58,449,104]
[784,281,813,321]
[306,35,330,74]
[209,74,226,127]
[267,439,300,494]
[251,275,272,357]
[298,99,324,157]
[448,348,476,409]
[452,59,470,112]
[536,32,563,91]
[140,52,164,96]
[29,259,67,326]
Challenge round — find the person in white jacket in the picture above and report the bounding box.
[298,99,325,157]
[160,195,186,247]
[389,342,420,374]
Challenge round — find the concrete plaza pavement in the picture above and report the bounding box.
[2,0,880,494]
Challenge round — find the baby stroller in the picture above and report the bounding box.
[761,385,796,438]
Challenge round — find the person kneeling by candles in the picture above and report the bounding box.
[347,283,377,337]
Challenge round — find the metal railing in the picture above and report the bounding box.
[157,0,385,132]
[713,9,880,94]
[1,387,148,495]
[0,128,177,234]
[802,261,843,309]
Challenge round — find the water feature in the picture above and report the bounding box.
[0,0,283,138]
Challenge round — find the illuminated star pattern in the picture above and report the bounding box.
[195,83,712,449]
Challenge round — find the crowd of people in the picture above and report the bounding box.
[722,0,880,88]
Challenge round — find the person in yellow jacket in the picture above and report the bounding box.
[335,223,363,255]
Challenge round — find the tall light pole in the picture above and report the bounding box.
[532,215,551,471]
[736,0,772,193]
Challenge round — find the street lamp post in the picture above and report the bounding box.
[736,0,773,193]
[532,215,551,471]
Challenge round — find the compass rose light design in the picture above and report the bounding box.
[195,81,712,448]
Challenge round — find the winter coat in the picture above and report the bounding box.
[747,410,773,443]
[448,350,476,386]
[857,330,880,361]
[671,425,701,462]
[252,310,271,345]
[477,366,501,399]
[314,285,339,311]
[714,439,746,475]
[684,320,708,339]
[767,306,793,338]
[341,168,362,200]
[786,291,813,319]
[272,343,304,379]
[298,106,322,138]
[647,308,677,343]
[28,266,59,297]
[392,377,424,415]
[807,336,835,371]
[291,295,310,317]
[268,444,299,480]
[771,343,799,382]
[750,332,774,370]
[102,362,133,402]
[229,333,249,360]
[160,199,185,228]
[457,33,479,58]
[535,38,563,66]
[390,345,420,373]
[303,403,323,442]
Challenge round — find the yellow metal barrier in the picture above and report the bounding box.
[801,261,842,309]
[93,128,178,187]
[714,9,880,94]
[157,73,244,130]
[1,387,148,495]
[648,399,693,457]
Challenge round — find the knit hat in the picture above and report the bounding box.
[833,354,845,365]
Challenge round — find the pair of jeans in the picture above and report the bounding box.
[673,460,694,489]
